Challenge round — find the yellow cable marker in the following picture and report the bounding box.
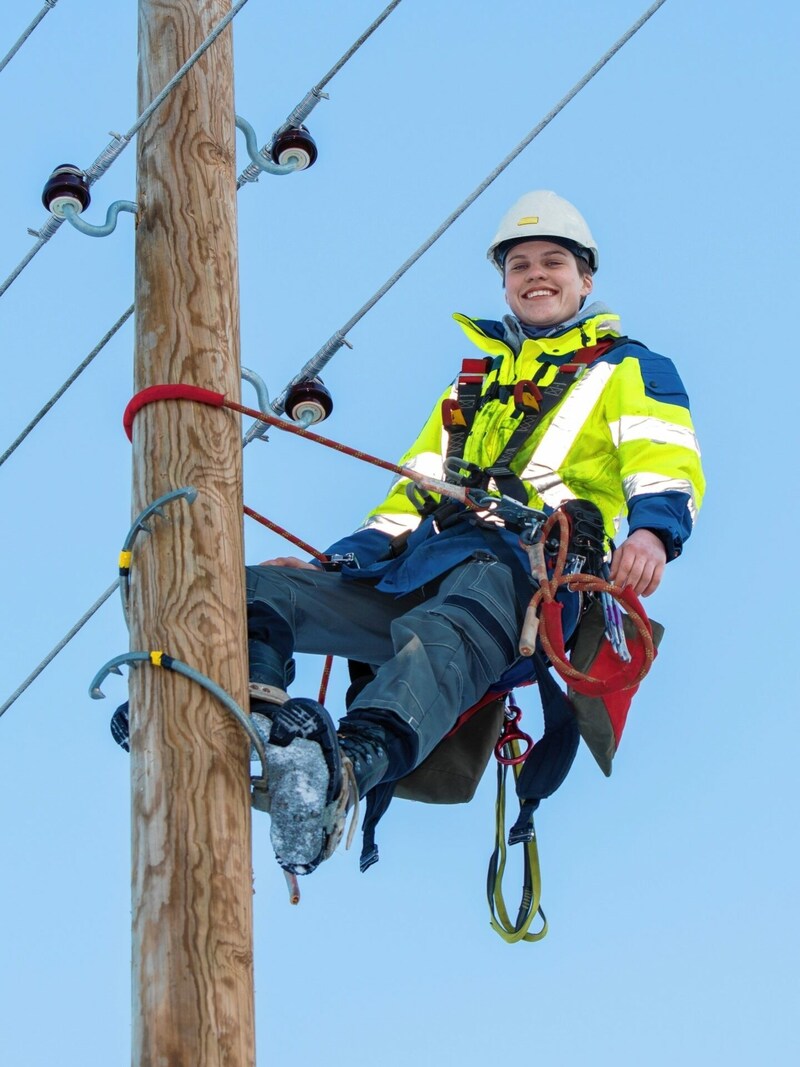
[118,550,133,569]
[150,650,164,668]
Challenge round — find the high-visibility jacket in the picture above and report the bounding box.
[324,310,705,596]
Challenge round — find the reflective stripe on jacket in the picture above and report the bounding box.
[325,310,705,594]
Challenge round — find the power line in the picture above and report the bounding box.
[0,0,254,301]
[271,0,670,413]
[0,1,62,77]
[237,0,403,187]
[0,581,117,719]
[0,306,133,468]
[0,2,404,467]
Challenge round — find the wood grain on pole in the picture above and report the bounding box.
[131,3,255,1065]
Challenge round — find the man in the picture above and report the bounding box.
[246,190,705,876]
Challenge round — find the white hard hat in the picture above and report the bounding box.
[487,190,599,274]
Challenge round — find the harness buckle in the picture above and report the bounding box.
[322,552,360,571]
[441,398,467,429]
[512,379,542,414]
[468,490,547,541]
[443,455,486,487]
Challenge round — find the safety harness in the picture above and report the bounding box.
[441,337,625,503]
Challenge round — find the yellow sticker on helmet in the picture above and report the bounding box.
[517,216,539,226]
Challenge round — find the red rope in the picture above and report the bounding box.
[123,384,224,440]
[243,506,334,704]
[226,398,404,477]
[243,505,327,562]
[318,655,334,704]
[226,399,481,513]
[123,386,479,512]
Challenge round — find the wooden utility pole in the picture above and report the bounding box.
[130,2,254,1065]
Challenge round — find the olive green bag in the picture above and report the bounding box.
[393,697,506,804]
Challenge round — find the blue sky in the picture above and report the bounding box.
[1,1,799,1064]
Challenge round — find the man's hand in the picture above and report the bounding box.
[258,556,318,570]
[609,528,667,597]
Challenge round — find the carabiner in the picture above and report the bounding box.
[494,697,534,766]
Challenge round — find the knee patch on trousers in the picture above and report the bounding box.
[429,566,521,681]
[437,593,518,667]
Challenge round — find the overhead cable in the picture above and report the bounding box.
[0,306,133,469]
[271,0,670,413]
[0,0,253,301]
[1,1,402,466]
[0,1,61,77]
[0,581,117,719]
[237,0,403,186]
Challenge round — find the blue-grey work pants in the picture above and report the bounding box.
[245,556,523,770]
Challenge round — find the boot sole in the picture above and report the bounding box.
[265,699,345,874]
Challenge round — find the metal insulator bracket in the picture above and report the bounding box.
[60,200,138,237]
[41,164,137,236]
[241,366,273,446]
[235,115,315,176]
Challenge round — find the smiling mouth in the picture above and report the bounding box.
[523,288,558,299]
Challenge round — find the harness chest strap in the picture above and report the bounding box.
[441,356,491,469]
[442,338,623,499]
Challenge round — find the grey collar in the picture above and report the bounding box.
[501,301,618,354]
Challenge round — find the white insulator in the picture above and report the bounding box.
[278,147,312,169]
[48,193,85,218]
[291,398,327,424]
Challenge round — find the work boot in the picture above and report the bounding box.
[262,697,356,875]
[338,724,392,798]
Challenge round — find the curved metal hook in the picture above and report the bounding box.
[235,115,300,176]
[61,200,138,237]
[241,366,272,446]
[89,651,150,699]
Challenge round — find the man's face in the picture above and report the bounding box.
[503,240,593,327]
